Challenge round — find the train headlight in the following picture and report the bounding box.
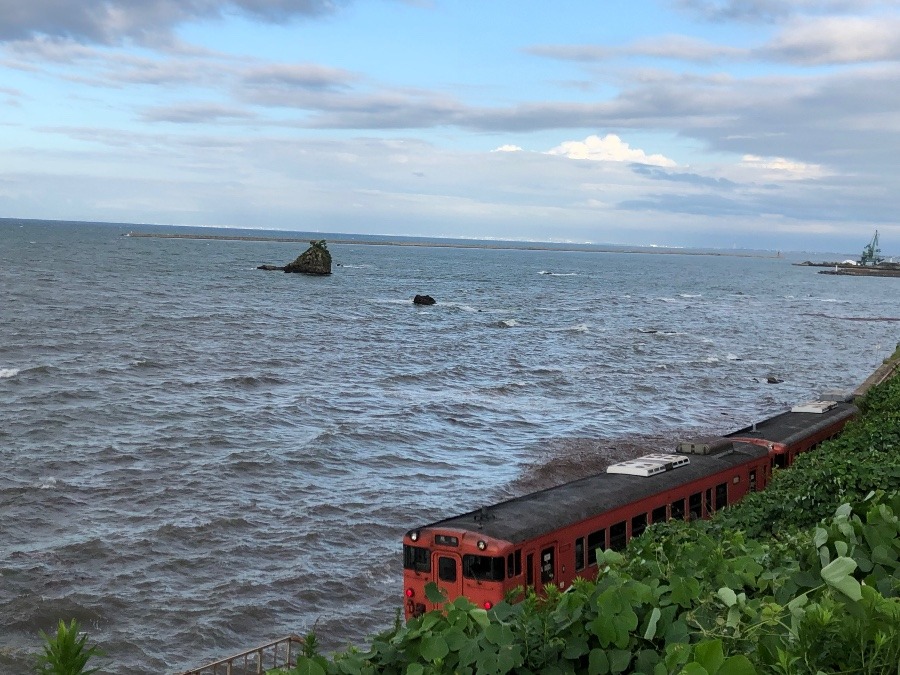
[477,540,487,551]
[410,530,419,542]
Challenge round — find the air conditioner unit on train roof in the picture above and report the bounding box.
[607,453,690,477]
[790,400,837,414]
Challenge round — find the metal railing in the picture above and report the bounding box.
[178,635,305,675]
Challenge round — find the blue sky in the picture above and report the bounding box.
[2,0,900,253]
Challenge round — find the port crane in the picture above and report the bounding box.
[859,230,884,266]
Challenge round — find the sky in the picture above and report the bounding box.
[2,0,900,253]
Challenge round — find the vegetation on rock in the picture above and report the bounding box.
[284,240,332,275]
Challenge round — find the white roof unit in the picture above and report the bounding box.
[607,453,690,477]
[790,400,837,414]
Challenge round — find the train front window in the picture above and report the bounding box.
[463,555,505,581]
[438,556,457,582]
[403,545,431,572]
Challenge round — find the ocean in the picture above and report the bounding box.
[1,218,897,673]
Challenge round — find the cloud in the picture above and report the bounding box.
[548,134,678,167]
[762,16,900,64]
[528,36,744,64]
[740,154,827,179]
[0,0,344,44]
[141,103,258,123]
[492,145,523,152]
[673,0,880,23]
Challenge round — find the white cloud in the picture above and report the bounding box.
[547,134,677,167]
[764,16,900,64]
[740,154,827,179]
[492,144,523,152]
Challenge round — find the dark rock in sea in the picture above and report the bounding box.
[257,264,284,271]
[766,376,784,384]
[413,294,436,306]
[283,240,332,275]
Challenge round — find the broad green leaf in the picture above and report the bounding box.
[609,648,633,673]
[717,587,737,608]
[679,664,710,675]
[588,648,610,675]
[425,582,446,604]
[405,665,424,675]
[821,556,862,600]
[693,640,725,674]
[468,607,491,628]
[420,634,449,662]
[718,654,757,675]
[292,657,326,675]
[643,607,662,640]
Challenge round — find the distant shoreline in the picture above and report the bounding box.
[124,231,781,259]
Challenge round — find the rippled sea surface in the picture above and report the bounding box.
[1,220,898,673]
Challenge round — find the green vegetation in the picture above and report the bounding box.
[34,619,102,675]
[274,372,900,675]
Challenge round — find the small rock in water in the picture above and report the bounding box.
[413,294,436,305]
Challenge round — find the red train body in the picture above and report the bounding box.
[402,400,857,618]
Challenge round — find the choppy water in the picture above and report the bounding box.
[1,219,897,673]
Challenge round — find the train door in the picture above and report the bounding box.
[525,551,534,588]
[536,544,556,593]
[432,552,462,603]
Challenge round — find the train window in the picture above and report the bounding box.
[403,545,431,572]
[705,488,712,514]
[587,529,605,566]
[609,521,627,551]
[671,499,685,521]
[689,493,702,520]
[507,549,522,578]
[716,482,728,510]
[575,537,585,571]
[652,505,667,523]
[774,453,787,469]
[540,547,555,584]
[632,513,647,539]
[438,556,457,582]
[526,554,534,586]
[749,470,757,492]
[463,555,505,582]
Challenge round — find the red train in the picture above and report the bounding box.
[402,399,857,618]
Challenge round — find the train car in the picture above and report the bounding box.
[721,400,857,469]
[402,441,770,619]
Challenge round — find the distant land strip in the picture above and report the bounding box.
[124,232,778,258]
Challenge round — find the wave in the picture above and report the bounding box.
[539,271,578,276]
[0,367,20,378]
[222,374,286,387]
[494,319,520,328]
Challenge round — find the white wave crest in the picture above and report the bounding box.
[0,368,20,379]
[39,476,57,489]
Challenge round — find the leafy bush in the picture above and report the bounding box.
[34,619,102,675]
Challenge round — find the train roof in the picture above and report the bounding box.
[725,401,857,446]
[416,443,769,545]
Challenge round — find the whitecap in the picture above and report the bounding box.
[38,477,57,489]
[0,368,20,379]
[495,319,520,328]
[726,353,742,361]
[679,293,702,298]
